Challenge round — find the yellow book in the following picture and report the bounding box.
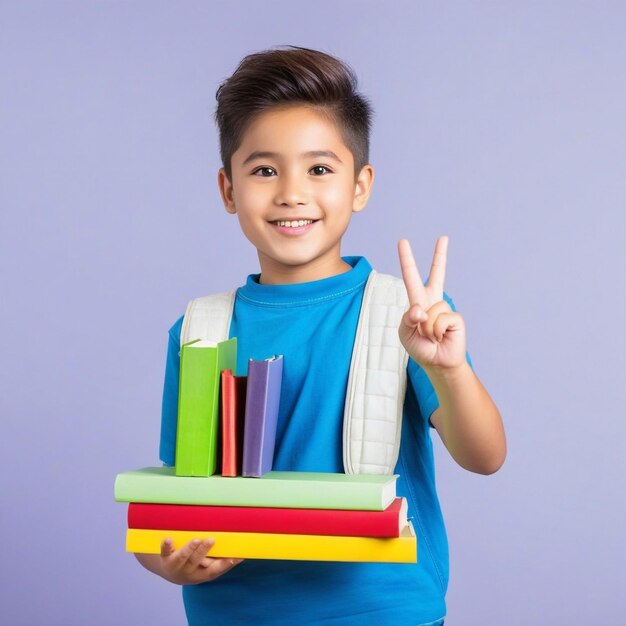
[126,523,417,563]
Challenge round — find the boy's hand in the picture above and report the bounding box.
[159,537,244,585]
[397,236,467,370]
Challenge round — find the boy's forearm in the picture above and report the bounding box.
[135,553,176,584]
[425,362,506,474]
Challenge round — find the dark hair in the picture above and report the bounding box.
[214,45,373,182]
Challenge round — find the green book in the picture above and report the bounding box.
[175,337,237,477]
[114,467,398,511]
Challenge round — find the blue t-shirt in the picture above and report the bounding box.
[159,256,468,626]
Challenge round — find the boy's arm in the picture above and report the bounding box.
[397,236,506,474]
[135,552,168,579]
[426,363,505,474]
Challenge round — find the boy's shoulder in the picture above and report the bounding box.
[167,314,184,341]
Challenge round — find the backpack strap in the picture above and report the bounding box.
[180,290,237,347]
[342,270,409,475]
[180,270,409,475]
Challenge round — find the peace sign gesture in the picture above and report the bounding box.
[397,236,467,370]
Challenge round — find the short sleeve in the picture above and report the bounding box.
[158,315,184,466]
[406,291,473,428]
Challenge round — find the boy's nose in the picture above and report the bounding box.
[275,175,309,206]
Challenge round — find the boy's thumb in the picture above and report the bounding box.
[400,305,426,332]
[409,304,428,322]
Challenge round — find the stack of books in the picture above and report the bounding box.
[114,467,417,563]
[115,336,417,562]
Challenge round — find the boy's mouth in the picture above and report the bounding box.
[268,219,319,227]
[268,219,320,235]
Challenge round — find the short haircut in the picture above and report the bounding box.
[214,45,373,182]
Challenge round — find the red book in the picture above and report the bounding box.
[127,497,408,538]
[220,370,247,476]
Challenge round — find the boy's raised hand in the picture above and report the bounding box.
[159,537,244,585]
[397,236,467,370]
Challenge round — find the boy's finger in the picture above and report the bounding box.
[427,235,448,298]
[160,537,175,558]
[199,555,244,570]
[186,538,216,568]
[433,311,464,342]
[398,239,426,306]
[203,557,245,581]
[171,538,203,566]
[419,301,452,341]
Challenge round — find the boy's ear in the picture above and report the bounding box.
[217,168,237,214]
[352,164,374,214]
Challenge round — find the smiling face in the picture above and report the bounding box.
[218,105,374,284]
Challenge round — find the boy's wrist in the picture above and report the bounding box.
[422,360,473,386]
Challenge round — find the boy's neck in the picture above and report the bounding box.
[257,256,353,285]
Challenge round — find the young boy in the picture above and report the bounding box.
[135,45,506,626]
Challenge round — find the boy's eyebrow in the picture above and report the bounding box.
[241,150,343,166]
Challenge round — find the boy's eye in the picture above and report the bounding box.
[252,167,277,177]
[310,165,332,175]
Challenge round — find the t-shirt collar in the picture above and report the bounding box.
[237,256,373,306]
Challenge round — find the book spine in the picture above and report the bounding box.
[125,525,417,563]
[221,370,237,477]
[242,356,283,477]
[127,499,404,537]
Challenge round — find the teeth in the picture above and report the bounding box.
[274,219,314,227]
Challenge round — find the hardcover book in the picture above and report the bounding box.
[127,497,408,538]
[242,355,283,477]
[175,337,237,477]
[221,369,247,476]
[114,467,398,510]
[125,522,417,563]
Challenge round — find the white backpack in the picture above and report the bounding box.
[180,270,409,475]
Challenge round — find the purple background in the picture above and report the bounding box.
[2,2,624,624]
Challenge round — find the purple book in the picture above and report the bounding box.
[242,355,284,478]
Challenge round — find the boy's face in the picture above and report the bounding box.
[218,105,374,284]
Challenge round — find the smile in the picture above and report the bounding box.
[269,219,319,236]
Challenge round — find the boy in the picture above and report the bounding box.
[135,45,506,625]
